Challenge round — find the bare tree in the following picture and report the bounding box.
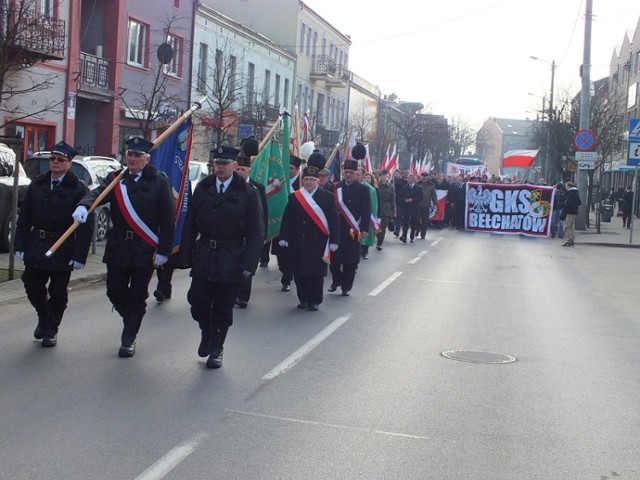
[449,115,476,158]
[349,99,375,144]
[0,0,66,128]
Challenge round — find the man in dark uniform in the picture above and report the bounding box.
[329,146,371,296]
[180,146,264,369]
[279,160,339,311]
[15,141,93,347]
[398,173,424,243]
[72,137,175,358]
[233,139,267,309]
[271,154,303,291]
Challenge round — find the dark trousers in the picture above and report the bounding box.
[277,252,293,286]
[401,216,419,239]
[260,241,271,264]
[106,264,154,344]
[294,275,324,305]
[22,266,71,334]
[329,263,357,291]
[155,267,174,297]
[237,275,253,302]
[417,208,430,237]
[187,278,239,348]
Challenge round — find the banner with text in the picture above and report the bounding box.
[464,183,554,237]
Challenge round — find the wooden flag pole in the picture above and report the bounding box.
[249,116,282,167]
[45,96,206,258]
[325,143,341,168]
[292,104,301,157]
[342,126,353,161]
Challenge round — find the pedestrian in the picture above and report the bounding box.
[233,138,267,308]
[279,162,339,311]
[392,170,407,236]
[358,168,379,259]
[621,186,634,229]
[561,181,582,247]
[550,181,566,238]
[417,172,438,239]
[72,137,175,357]
[180,145,264,368]
[398,173,423,243]
[14,141,93,347]
[375,170,395,250]
[329,145,371,296]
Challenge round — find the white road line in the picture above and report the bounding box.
[225,408,430,440]
[368,271,403,296]
[135,432,208,480]
[262,315,351,380]
[408,250,429,265]
[429,236,442,247]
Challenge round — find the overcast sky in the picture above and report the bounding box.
[304,0,638,129]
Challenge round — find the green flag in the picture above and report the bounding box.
[251,115,291,240]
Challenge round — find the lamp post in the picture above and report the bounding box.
[530,56,556,183]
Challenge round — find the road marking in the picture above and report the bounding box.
[135,432,208,480]
[262,315,351,380]
[368,271,403,296]
[225,408,430,440]
[430,237,442,247]
[408,250,429,264]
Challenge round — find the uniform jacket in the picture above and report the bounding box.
[79,164,175,268]
[181,171,264,283]
[418,181,438,210]
[249,178,268,238]
[564,187,582,215]
[377,182,396,217]
[332,180,371,265]
[279,187,339,277]
[15,170,93,271]
[398,183,424,218]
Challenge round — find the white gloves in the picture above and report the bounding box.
[154,254,168,267]
[68,260,85,270]
[278,240,288,248]
[72,206,88,223]
[242,270,252,280]
[15,251,24,261]
[329,243,339,252]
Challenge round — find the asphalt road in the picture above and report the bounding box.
[1,229,639,479]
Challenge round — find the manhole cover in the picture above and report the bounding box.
[441,350,516,364]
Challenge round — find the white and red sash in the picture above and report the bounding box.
[294,189,331,263]
[334,185,361,240]
[370,214,381,233]
[113,182,159,249]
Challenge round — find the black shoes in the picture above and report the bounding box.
[307,304,319,311]
[361,253,369,259]
[561,242,575,247]
[154,290,170,303]
[206,347,223,369]
[328,283,339,292]
[341,290,350,296]
[376,245,382,251]
[33,325,44,340]
[297,302,309,309]
[42,334,57,348]
[399,236,407,243]
[198,329,212,357]
[281,283,291,292]
[235,299,248,309]
[118,341,136,358]
[259,261,269,267]
[410,237,415,243]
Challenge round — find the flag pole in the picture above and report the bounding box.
[45,96,206,258]
[292,104,301,157]
[325,143,341,168]
[249,116,282,167]
[342,126,353,161]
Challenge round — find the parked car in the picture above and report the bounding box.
[188,160,210,192]
[23,154,121,241]
[0,144,31,252]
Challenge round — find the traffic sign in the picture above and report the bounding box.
[574,129,596,152]
[576,151,596,169]
[627,119,640,166]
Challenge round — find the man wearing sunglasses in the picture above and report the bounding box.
[15,141,93,348]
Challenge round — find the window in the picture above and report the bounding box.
[275,74,281,106]
[296,84,302,110]
[165,34,183,77]
[317,93,324,126]
[229,56,237,99]
[247,62,255,103]
[283,78,290,110]
[174,0,180,7]
[214,49,223,91]
[300,23,305,54]
[263,70,271,103]
[303,86,309,113]
[306,27,311,57]
[127,19,148,67]
[38,0,54,16]
[197,43,208,92]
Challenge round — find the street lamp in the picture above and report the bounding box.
[530,56,556,182]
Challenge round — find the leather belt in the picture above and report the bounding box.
[38,229,63,239]
[207,238,245,249]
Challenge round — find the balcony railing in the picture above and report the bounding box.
[310,55,350,87]
[13,9,66,60]
[79,52,110,91]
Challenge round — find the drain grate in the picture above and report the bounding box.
[441,350,516,364]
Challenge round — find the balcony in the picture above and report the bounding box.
[310,55,350,88]
[11,9,66,63]
[77,51,113,102]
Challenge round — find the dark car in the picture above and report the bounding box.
[23,154,121,241]
[0,144,31,252]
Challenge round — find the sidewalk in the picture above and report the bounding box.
[1,215,639,305]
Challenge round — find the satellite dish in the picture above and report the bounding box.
[157,43,174,65]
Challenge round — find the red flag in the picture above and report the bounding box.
[429,191,447,221]
[502,149,539,168]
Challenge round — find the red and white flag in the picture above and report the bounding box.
[502,149,539,168]
[363,144,373,173]
[380,144,390,171]
[386,143,398,175]
[302,111,310,143]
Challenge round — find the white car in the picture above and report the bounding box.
[0,144,31,252]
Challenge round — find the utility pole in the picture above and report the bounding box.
[576,0,592,230]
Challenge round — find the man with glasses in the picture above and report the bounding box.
[72,137,175,358]
[15,141,93,347]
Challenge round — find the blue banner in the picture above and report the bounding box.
[150,118,192,252]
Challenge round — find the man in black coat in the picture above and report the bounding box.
[279,164,339,311]
[398,173,424,243]
[15,141,93,347]
[73,137,175,358]
[329,158,371,296]
[234,151,267,308]
[180,146,264,369]
[562,181,582,247]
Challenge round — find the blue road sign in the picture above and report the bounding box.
[574,129,596,152]
[628,119,640,166]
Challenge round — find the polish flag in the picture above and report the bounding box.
[429,190,448,221]
[502,149,539,168]
[302,111,309,143]
[363,144,373,173]
[386,143,398,175]
[380,144,390,171]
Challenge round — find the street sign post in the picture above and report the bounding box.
[575,151,597,169]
